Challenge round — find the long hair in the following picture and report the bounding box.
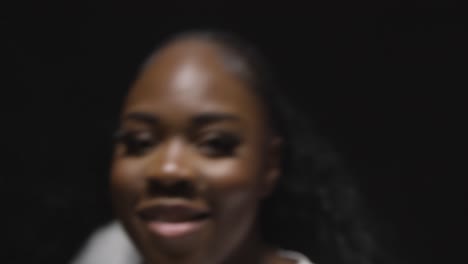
[158,30,388,264]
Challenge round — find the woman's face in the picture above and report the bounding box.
[111,39,280,264]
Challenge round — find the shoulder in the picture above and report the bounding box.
[276,249,315,264]
[69,221,141,264]
[69,221,315,264]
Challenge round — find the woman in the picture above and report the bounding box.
[72,30,383,264]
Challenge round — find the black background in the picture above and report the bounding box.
[2,3,466,264]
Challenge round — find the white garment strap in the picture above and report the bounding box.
[276,249,314,264]
[70,220,314,264]
[69,221,141,264]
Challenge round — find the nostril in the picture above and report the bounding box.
[147,180,196,198]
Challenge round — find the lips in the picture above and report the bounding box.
[136,200,211,238]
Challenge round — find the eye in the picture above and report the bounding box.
[198,132,241,157]
[114,130,155,156]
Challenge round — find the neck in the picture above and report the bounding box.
[220,224,273,264]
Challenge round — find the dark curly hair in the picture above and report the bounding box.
[138,30,388,264]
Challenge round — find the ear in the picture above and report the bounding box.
[260,136,283,199]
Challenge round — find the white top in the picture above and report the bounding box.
[70,221,313,264]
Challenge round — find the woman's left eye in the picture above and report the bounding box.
[198,133,240,157]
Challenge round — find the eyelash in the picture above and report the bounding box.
[197,133,241,157]
[113,130,241,157]
[114,130,155,156]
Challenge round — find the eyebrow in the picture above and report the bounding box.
[192,113,240,127]
[122,112,240,126]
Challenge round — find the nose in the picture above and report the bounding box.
[144,138,196,189]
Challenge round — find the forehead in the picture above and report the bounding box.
[124,39,266,120]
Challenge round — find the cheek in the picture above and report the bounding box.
[203,150,264,190]
[111,159,142,186]
[110,159,145,214]
[201,155,264,217]
[199,157,264,254]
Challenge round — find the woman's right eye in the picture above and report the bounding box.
[114,131,155,156]
[197,132,241,158]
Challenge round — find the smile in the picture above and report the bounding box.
[136,200,211,239]
[147,219,208,238]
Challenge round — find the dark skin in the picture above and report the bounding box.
[110,38,296,264]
